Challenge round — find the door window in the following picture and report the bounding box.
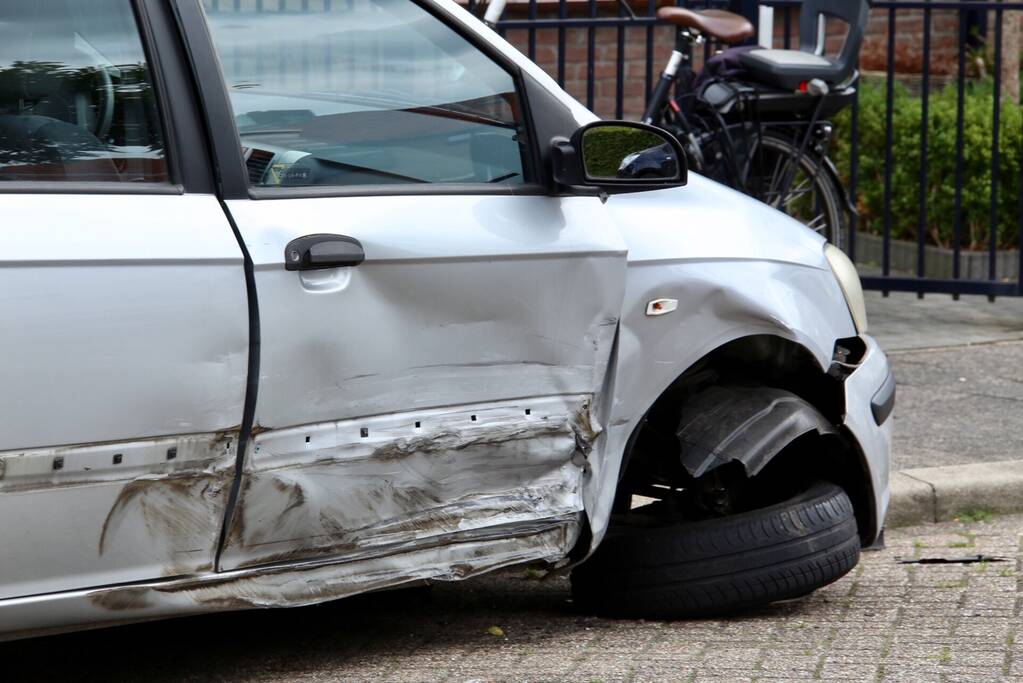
[0,0,168,183]
[203,0,531,188]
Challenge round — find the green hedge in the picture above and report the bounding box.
[832,80,1022,250]
[583,127,665,178]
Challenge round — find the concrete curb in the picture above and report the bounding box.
[887,459,1023,528]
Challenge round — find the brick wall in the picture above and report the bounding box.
[496,1,683,120]
[776,8,965,77]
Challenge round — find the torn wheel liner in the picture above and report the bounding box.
[676,386,838,479]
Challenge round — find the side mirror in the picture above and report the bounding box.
[551,121,687,193]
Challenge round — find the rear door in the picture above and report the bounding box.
[186,0,628,573]
[0,0,248,598]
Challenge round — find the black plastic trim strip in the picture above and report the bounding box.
[212,199,261,571]
[870,371,896,426]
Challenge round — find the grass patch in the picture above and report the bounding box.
[956,509,995,524]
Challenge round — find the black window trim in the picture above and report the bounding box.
[172,0,251,200]
[136,0,216,194]
[0,0,196,195]
[179,0,555,201]
[247,182,546,201]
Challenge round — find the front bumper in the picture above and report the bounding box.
[843,334,894,544]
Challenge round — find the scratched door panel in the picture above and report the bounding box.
[0,434,237,600]
[219,194,626,573]
[0,195,248,598]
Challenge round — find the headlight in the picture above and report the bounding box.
[824,244,868,334]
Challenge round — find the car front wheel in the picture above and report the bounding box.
[570,479,860,618]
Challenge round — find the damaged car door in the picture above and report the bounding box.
[190,0,629,576]
[0,0,249,599]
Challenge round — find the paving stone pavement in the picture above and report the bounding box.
[9,514,1023,682]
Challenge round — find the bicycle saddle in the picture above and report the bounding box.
[655,8,754,44]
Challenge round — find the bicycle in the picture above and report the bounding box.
[640,1,868,247]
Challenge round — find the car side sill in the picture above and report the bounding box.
[0,516,580,641]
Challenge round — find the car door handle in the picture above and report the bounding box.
[284,234,365,271]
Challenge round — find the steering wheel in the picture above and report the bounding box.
[91,66,115,141]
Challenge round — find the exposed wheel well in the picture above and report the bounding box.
[616,334,877,543]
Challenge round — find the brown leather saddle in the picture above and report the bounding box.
[656,7,755,44]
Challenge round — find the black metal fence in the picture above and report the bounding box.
[486,0,1023,298]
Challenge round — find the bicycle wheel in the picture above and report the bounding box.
[744,133,844,248]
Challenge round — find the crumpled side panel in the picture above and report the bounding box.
[220,395,597,571]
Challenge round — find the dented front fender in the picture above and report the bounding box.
[583,177,861,554]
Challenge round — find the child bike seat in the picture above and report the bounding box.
[739,49,844,90]
[738,0,868,91]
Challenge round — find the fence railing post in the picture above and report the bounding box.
[731,0,759,23]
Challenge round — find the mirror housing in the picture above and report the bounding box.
[551,121,688,194]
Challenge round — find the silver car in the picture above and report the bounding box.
[0,0,891,639]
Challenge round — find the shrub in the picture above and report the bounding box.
[832,79,1022,250]
[582,126,666,178]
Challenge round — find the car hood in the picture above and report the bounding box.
[604,172,831,270]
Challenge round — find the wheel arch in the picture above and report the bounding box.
[609,334,878,546]
[582,247,864,556]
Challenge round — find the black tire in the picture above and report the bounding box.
[745,133,845,249]
[571,480,860,619]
